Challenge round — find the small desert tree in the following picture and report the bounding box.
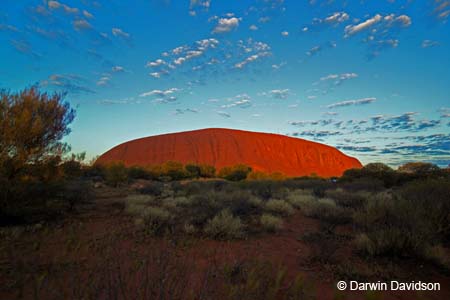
[0,87,75,179]
[0,87,75,214]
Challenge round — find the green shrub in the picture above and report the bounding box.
[141,206,172,235]
[325,188,369,208]
[138,181,164,197]
[61,179,92,211]
[104,162,128,187]
[199,164,216,178]
[225,190,262,218]
[264,200,294,216]
[260,214,283,232]
[397,178,450,242]
[187,193,222,226]
[183,223,197,235]
[61,160,83,178]
[162,161,187,180]
[353,182,450,259]
[286,189,315,209]
[298,197,350,226]
[218,164,252,181]
[124,194,156,216]
[240,180,287,200]
[185,163,201,178]
[204,209,244,240]
[128,166,150,180]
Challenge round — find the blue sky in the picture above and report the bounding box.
[1,0,449,166]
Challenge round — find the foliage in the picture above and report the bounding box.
[127,166,150,180]
[260,214,283,232]
[218,164,252,181]
[0,87,75,179]
[185,163,201,178]
[397,162,440,174]
[138,181,164,197]
[103,162,128,187]
[247,171,286,181]
[264,200,294,216]
[286,189,315,209]
[325,188,369,209]
[0,87,75,220]
[162,161,187,180]
[354,179,450,258]
[60,179,92,211]
[204,209,244,239]
[140,206,173,236]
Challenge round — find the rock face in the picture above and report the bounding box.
[96,128,362,177]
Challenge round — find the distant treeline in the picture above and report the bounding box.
[79,161,287,186]
[77,160,449,187]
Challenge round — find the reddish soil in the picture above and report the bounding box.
[1,193,448,300]
[96,128,362,177]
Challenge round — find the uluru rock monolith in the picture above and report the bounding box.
[96,128,362,177]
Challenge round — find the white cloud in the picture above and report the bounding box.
[327,97,376,108]
[47,1,61,9]
[139,88,180,98]
[235,52,270,69]
[221,94,252,108]
[324,12,349,24]
[83,10,94,19]
[190,0,211,9]
[306,45,321,56]
[112,66,125,72]
[212,17,239,34]
[112,28,130,39]
[345,13,411,37]
[320,73,358,81]
[281,31,289,36]
[259,16,271,23]
[391,14,412,26]
[422,40,440,48]
[249,24,258,30]
[73,19,92,31]
[217,111,231,118]
[96,75,111,86]
[48,1,79,14]
[345,14,382,36]
[262,89,291,99]
[147,59,166,67]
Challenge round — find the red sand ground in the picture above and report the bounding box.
[1,193,448,300]
[96,128,362,177]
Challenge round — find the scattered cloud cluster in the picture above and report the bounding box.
[139,87,180,104]
[422,39,440,48]
[326,97,376,109]
[431,0,450,22]
[221,94,252,109]
[174,108,199,115]
[212,17,240,34]
[260,89,291,99]
[146,38,272,79]
[189,0,211,15]
[40,74,94,94]
[303,11,350,32]
[343,13,412,58]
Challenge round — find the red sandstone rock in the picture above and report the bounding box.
[96,128,362,177]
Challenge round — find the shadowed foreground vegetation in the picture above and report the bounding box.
[1,163,449,299]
